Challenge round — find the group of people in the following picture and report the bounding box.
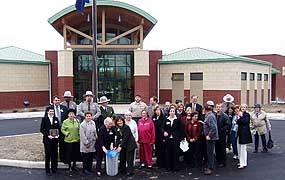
[40,91,272,177]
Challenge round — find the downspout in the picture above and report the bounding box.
[157,60,160,103]
[48,63,52,104]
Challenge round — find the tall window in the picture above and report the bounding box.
[241,72,247,80]
[257,73,262,81]
[250,73,255,81]
[264,74,268,81]
[190,72,203,80]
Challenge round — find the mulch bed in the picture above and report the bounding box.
[0,133,44,161]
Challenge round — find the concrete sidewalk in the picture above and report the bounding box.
[0,104,130,120]
[1,109,284,121]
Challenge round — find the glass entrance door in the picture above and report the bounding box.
[73,51,134,104]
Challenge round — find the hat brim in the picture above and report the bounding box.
[84,94,94,97]
[223,96,234,103]
[63,95,73,98]
[98,99,110,103]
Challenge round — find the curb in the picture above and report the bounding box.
[0,112,44,120]
[267,113,285,121]
[0,158,144,169]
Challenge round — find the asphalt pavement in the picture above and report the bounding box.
[0,120,285,180]
[0,118,41,137]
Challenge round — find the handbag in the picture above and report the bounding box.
[267,131,274,149]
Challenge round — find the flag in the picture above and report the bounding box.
[75,0,90,13]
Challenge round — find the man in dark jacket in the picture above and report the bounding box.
[40,106,60,174]
[185,95,203,120]
[215,103,230,167]
[45,96,68,163]
[203,105,218,175]
[97,96,115,131]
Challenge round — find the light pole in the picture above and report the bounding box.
[91,0,98,102]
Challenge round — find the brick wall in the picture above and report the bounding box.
[245,54,285,100]
[134,76,149,103]
[203,90,241,105]
[45,51,58,98]
[159,89,172,104]
[58,77,73,98]
[0,91,49,110]
[184,90,190,105]
[149,50,162,98]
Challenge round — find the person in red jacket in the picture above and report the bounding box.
[185,111,203,170]
[138,110,156,168]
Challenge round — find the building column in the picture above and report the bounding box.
[57,50,74,98]
[134,50,150,102]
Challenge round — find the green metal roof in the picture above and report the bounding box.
[272,67,280,74]
[48,0,157,25]
[159,47,272,66]
[0,46,49,65]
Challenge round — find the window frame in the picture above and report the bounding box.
[190,72,203,80]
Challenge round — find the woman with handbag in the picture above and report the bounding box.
[250,104,272,153]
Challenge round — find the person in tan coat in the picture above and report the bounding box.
[250,104,271,153]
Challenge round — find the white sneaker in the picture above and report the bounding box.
[233,155,238,160]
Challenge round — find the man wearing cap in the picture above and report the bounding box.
[61,91,77,113]
[129,94,147,121]
[250,104,271,153]
[77,91,101,123]
[97,96,115,130]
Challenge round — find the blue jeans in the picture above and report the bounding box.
[230,131,238,156]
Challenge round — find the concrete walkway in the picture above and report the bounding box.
[0,104,129,120]
[1,108,284,121]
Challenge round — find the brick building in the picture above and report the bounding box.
[0,1,279,110]
[47,0,161,104]
[159,48,272,107]
[0,46,50,109]
[245,54,285,102]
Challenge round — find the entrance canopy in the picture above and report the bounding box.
[48,0,157,44]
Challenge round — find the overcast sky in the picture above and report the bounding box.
[1,0,285,56]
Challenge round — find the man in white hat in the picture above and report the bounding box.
[97,96,115,130]
[61,91,77,113]
[77,91,101,123]
[221,94,235,112]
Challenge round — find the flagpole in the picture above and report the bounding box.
[91,0,98,102]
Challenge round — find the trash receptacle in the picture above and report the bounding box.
[106,150,119,176]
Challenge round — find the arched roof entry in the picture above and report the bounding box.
[48,0,157,50]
